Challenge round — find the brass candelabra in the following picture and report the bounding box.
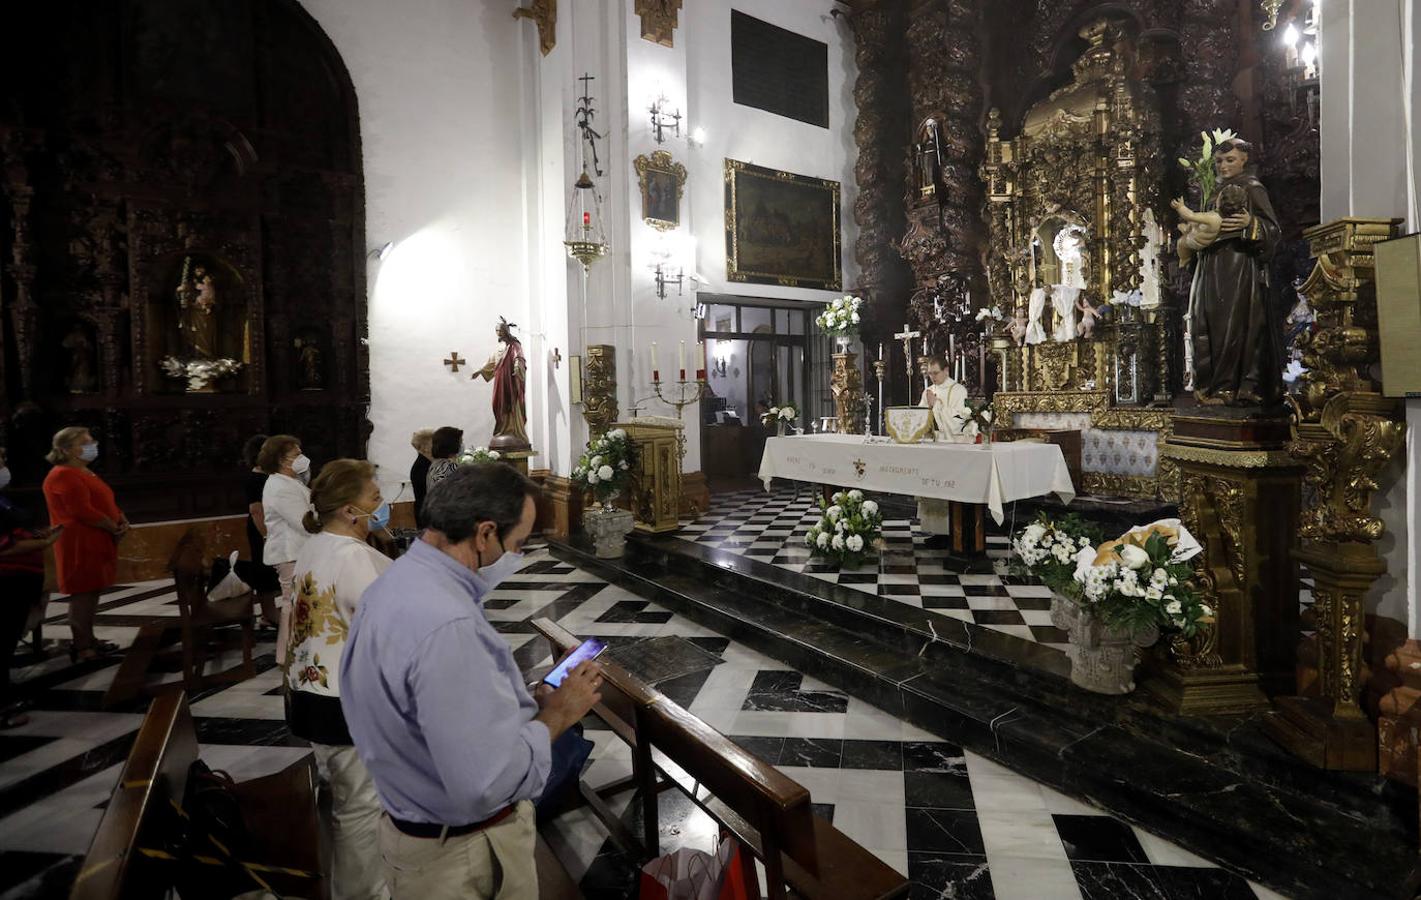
[631,376,709,462]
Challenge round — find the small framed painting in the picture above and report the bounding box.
[634,150,688,231]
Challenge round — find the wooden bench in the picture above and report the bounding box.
[531,618,908,900]
[71,691,325,900]
[104,530,256,708]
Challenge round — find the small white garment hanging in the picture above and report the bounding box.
[1025,287,1049,345]
[1052,285,1080,342]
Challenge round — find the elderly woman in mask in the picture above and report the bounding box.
[42,427,128,663]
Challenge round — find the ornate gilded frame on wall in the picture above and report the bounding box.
[724,158,842,291]
[634,150,687,232]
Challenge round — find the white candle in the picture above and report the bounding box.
[948,333,955,366]
[698,342,707,371]
[678,340,686,380]
[651,342,659,370]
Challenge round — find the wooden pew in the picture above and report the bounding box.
[531,618,908,900]
[71,691,326,900]
[105,530,256,708]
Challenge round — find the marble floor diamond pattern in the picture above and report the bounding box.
[0,548,1287,899]
[678,488,1072,652]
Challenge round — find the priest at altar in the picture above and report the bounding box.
[917,354,973,549]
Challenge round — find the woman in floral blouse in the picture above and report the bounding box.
[285,459,391,900]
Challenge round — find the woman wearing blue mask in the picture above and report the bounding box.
[286,459,391,900]
[42,427,128,663]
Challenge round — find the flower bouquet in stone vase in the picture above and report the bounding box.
[574,429,638,558]
[816,295,863,352]
[805,490,883,568]
[1015,515,1212,694]
[456,447,502,466]
[761,401,800,436]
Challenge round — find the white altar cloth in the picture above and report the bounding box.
[758,434,1075,525]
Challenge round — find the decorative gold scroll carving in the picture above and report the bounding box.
[512,0,557,56]
[635,0,682,48]
[582,345,618,436]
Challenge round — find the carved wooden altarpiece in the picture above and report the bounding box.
[0,0,367,520]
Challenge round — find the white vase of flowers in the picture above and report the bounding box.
[761,402,800,437]
[574,429,638,556]
[816,295,863,346]
[1014,515,1212,695]
[805,490,883,568]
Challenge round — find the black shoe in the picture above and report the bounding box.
[923,534,951,550]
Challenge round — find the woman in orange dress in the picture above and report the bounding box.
[42,427,129,662]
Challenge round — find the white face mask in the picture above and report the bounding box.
[0,467,10,490]
[79,442,100,462]
[291,454,311,474]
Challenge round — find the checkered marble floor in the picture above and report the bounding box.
[679,488,1072,654]
[0,549,1288,899]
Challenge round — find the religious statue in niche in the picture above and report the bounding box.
[912,119,944,202]
[1177,138,1283,406]
[475,317,530,452]
[61,324,97,394]
[158,253,245,393]
[293,332,325,391]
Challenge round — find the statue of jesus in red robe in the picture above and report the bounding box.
[476,317,530,451]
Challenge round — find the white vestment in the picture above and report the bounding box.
[918,379,973,535]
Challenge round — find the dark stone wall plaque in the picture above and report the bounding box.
[730,10,829,128]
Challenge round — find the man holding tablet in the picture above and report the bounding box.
[341,464,602,899]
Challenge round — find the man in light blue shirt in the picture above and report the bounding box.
[341,464,602,899]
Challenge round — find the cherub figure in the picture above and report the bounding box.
[1076,296,1102,340]
[1009,312,1029,347]
[1171,184,1248,265]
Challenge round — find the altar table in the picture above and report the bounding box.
[757,434,1075,525]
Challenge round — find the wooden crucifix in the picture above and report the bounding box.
[893,323,921,401]
[444,351,465,373]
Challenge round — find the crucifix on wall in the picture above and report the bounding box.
[444,351,465,373]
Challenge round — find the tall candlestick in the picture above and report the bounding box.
[678,340,686,381]
[948,334,955,369]
[651,341,660,382]
[979,333,987,389]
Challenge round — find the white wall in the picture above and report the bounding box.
[1318,0,1421,631]
[300,0,859,489]
[613,0,859,471]
[299,0,552,498]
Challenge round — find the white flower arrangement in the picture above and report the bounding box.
[1067,518,1212,635]
[805,490,883,567]
[815,295,864,337]
[159,356,244,392]
[761,401,800,429]
[975,306,1006,326]
[572,428,636,503]
[457,447,502,466]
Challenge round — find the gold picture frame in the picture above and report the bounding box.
[724,158,841,290]
[634,150,687,231]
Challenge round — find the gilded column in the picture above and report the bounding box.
[1264,217,1404,771]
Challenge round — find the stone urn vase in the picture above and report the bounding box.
[584,498,634,559]
[1050,594,1159,694]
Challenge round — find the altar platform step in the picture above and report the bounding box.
[548,532,1419,900]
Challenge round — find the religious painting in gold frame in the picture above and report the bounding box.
[634,150,687,232]
[724,158,841,291]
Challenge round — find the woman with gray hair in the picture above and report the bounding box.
[41,426,128,662]
[409,428,434,528]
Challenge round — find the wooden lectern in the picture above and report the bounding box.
[616,418,683,533]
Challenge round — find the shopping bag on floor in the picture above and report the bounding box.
[639,834,749,900]
[207,551,252,601]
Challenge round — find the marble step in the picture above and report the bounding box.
[548,533,1418,900]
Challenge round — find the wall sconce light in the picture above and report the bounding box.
[650,94,682,145]
[654,262,684,299]
[712,344,730,377]
[690,126,707,147]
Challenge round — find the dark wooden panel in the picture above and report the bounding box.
[731,10,829,128]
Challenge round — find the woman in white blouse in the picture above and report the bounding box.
[286,459,391,900]
[257,434,311,663]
